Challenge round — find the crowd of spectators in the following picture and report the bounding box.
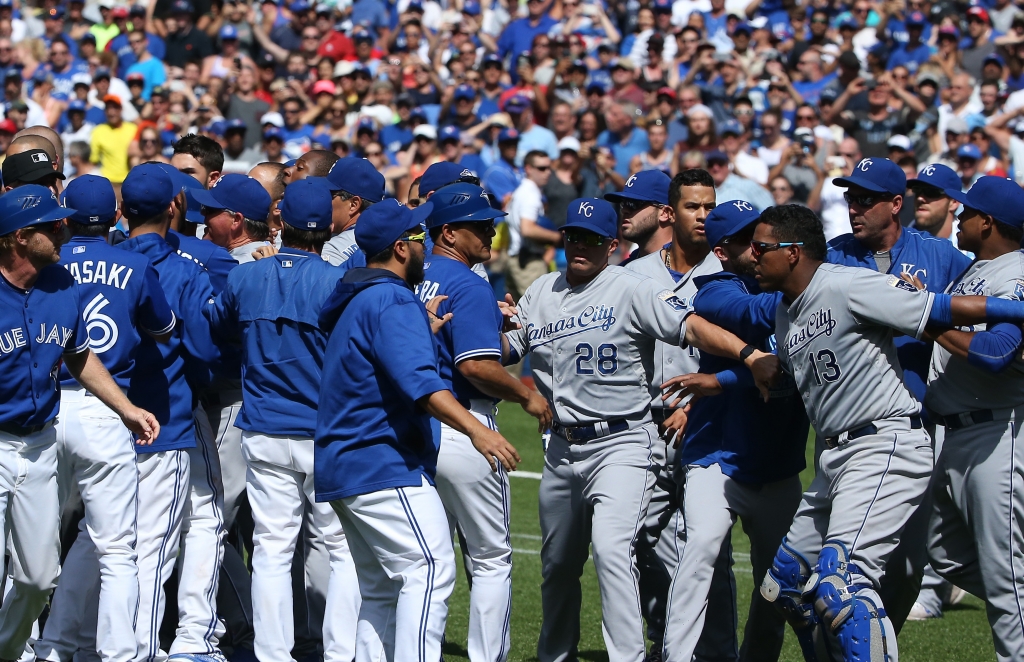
[1,0,1023,262]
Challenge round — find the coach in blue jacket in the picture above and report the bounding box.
[314,198,519,662]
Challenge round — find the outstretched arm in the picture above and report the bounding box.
[64,349,160,444]
[418,390,521,471]
[684,314,779,399]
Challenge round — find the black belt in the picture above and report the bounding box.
[0,420,52,436]
[932,409,1001,431]
[824,416,922,449]
[552,419,629,443]
[200,391,243,408]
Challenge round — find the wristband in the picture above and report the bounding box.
[739,344,757,361]
[985,297,1024,325]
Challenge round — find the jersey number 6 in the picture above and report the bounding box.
[576,342,618,375]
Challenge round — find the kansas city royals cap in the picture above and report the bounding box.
[2,148,65,185]
[426,182,507,228]
[704,200,761,248]
[356,199,434,256]
[0,185,76,236]
[280,177,334,231]
[604,170,671,206]
[908,163,960,194]
[945,176,1024,229]
[562,198,618,239]
[325,157,386,201]
[60,175,117,225]
[420,161,474,195]
[190,173,273,222]
[121,163,177,219]
[833,157,906,196]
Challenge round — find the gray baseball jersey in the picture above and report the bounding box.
[626,251,721,407]
[229,241,268,265]
[322,229,358,266]
[505,266,690,425]
[926,251,1024,415]
[775,263,935,438]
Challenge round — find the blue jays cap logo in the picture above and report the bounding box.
[20,194,42,210]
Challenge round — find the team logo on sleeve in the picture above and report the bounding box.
[657,291,687,311]
[1013,279,1024,301]
[885,275,918,292]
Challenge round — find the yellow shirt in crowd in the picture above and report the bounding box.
[91,122,137,184]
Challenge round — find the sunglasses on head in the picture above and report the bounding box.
[563,228,606,246]
[844,191,893,207]
[750,240,802,258]
[400,229,427,243]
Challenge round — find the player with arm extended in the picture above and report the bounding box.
[414,182,551,662]
[923,176,1024,661]
[503,197,775,662]
[661,202,810,662]
[0,185,158,662]
[314,201,519,662]
[753,203,1024,662]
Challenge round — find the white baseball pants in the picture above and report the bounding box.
[331,477,456,662]
[36,388,140,662]
[434,404,512,662]
[241,431,359,662]
[0,426,60,662]
[134,449,190,662]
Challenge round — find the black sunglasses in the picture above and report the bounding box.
[844,191,894,207]
[563,228,606,246]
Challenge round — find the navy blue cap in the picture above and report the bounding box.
[906,10,926,26]
[439,125,460,143]
[220,24,238,40]
[0,185,75,236]
[80,32,96,43]
[984,52,1006,68]
[0,0,14,8]
[410,106,428,121]
[170,0,194,13]
[908,164,959,194]
[426,182,506,228]
[704,200,760,247]
[61,174,116,225]
[420,161,472,194]
[463,0,480,15]
[280,177,334,231]
[356,199,434,255]
[733,21,752,34]
[263,126,284,141]
[719,118,743,136]
[947,176,1024,229]
[67,99,87,113]
[325,157,385,201]
[93,66,111,80]
[2,67,19,81]
[482,53,502,67]
[122,163,176,219]
[957,143,982,160]
[224,118,247,133]
[498,127,520,143]
[605,170,671,206]
[190,174,272,222]
[45,6,65,20]
[505,95,531,113]
[833,157,906,195]
[454,84,475,101]
[562,198,618,239]
[356,117,377,133]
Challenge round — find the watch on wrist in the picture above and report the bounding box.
[739,344,757,361]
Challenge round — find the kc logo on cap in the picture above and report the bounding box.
[577,201,594,217]
[625,174,638,188]
[922,165,936,176]
[732,201,753,211]
[858,158,873,172]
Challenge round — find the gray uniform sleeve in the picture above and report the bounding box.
[846,270,935,339]
[503,281,533,363]
[629,277,688,347]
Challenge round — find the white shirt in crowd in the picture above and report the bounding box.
[506,177,543,258]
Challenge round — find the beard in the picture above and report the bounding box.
[620,208,660,244]
[406,248,425,286]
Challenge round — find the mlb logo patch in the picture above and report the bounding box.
[31,153,48,163]
[282,260,293,268]
[72,246,85,254]
[307,222,317,228]
[657,291,687,311]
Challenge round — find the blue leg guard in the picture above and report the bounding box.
[760,539,827,662]
[805,541,893,662]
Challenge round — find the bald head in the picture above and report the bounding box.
[285,149,339,184]
[249,161,287,234]
[9,134,57,162]
[15,126,62,167]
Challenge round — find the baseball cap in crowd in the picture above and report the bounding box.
[0,120,16,134]
[326,156,386,201]
[0,185,74,236]
[984,53,1006,68]
[656,86,676,101]
[280,177,334,231]
[454,84,475,101]
[111,6,128,18]
[887,134,912,152]
[80,32,96,45]
[438,126,460,144]
[257,52,276,68]
[482,53,503,68]
[946,176,1024,229]
[413,124,437,141]
[706,150,730,165]
[907,163,960,194]
[102,94,122,107]
[2,67,20,82]
[426,182,505,228]
[260,111,285,128]
[355,118,377,135]
[558,136,581,153]
[224,118,247,134]
[957,144,982,161]
[121,164,176,219]
[562,198,618,239]
[67,99,87,114]
[312,80,336,97]
[191,174,272,222]
[220,24,238,40]
[837,15,859,30]
[409,106,428,122]
[612,57,637,71]
[420,162,477,195]
[498,128,520,143]
[905,10,927,26]
[504,95,531,113]
[967,5,990,23]
[93,66,112,81]
[356,198,433,256]
[263,127,284,141]
[653,0,671,11]
[207,120,227,137]
[720,119,743,136]
[45,7,65,20]
[586,81,607,95]
[2,148,64,185]
[945,118,969,138]
[462,0,480,14]
[151,85,169,98]
[0,0,13,8]
[570,59,588,72]
[605,170,671,206]
[820,88,839,104]
[170,0,194,14]
[833,157,907,195]
[938,25,960,40]
[61,175,117,225]
[704,200,761,248]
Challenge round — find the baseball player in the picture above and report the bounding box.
[415,183,552,662]
[503,198,775,662]
[925,176,1024,661]
[753,204,1024,661]
[34,175,175,662]
[827,158,972,629]
[204,177,359,662]
[0,184,158,661]
[660,202,808,662]
[116,164,221,662]
[320,157,386,266]
[618,169,736,660]
[315,198,519,662]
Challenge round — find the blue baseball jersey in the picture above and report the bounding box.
[315,268,448,502]
[0,265,88,427]
[118,233,219,452]
[58,236,176,389]
[827,226,972,404]
[166,229,238,294]
[414,254,503,405]
[683,272,808,484]
[205,247,346,437]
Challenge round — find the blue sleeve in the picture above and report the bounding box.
[967,323,1023,373]
[179,271,221,365]
[448,283,502,363]
[692,283,780,340]
[66,281,90,354]
[204,250,238,294]
[136,263,175,336]
[497,23,514,59]
[204,280,240,342]
[373,300,448,402]
[713,366,754,391]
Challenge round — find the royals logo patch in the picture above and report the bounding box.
[658,291,687,311]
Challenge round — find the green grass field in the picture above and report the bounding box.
[440,405,996,662]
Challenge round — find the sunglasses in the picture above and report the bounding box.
[29,219,65,235]
[750,240,803,258]
[912,184,945,202]
[811,16,828,23]
[400,229,427,243]
[563,229,606,246]
[796,114,816,121]
[620,199,660,213]
[734,108,753,115]
[365,150,382,156]
[843,191,893,207]
[530,164,550,171]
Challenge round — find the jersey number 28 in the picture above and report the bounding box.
[576,343,618,375]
